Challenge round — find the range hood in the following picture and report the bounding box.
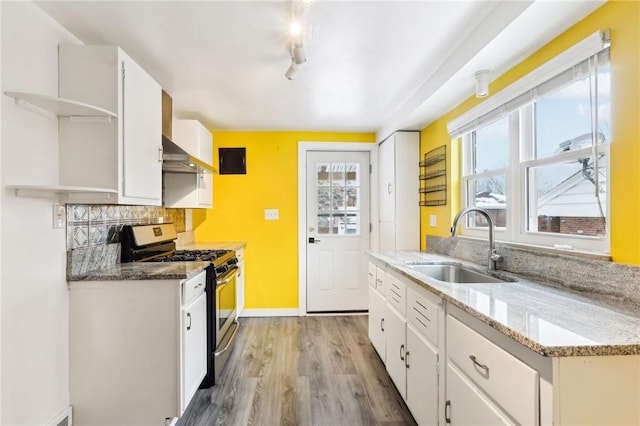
[162,135,214,174]
[161,91,214,174]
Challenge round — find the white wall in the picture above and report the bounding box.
[1,3,81,425]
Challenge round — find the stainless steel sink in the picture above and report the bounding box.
[407,264,509,284]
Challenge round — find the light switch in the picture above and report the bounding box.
[265,209,279,220]
[429,214,437,227]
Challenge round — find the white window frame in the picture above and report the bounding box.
[453,31,611,254]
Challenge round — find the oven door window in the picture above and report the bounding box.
[217,275,236,334]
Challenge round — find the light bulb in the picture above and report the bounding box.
[289,20,302,37]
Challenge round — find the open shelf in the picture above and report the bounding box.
[6,185,118,203]
[419,145,447,207]
[4,91,117,119]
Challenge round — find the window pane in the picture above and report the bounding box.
[317,188,330,211]
[332,188,345,210]
[527,155,607,236]
[346,188,359,211]
[465,175,507,228]
[331,163,345,186]
[317,163,330,186]
[346,163,360,186]
[318,215,330,234]
[473,117,509,173]
[534,67,611,160]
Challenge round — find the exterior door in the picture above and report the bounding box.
[306,151,370,312]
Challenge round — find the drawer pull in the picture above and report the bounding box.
[469,355,489,375]
[405,350,410,369]
[400,344,405,361]
[380,318,384,332]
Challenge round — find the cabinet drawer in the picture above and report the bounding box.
[447,315,538,426]
[182,270,206,305]
[375,266,385,294]
[386,272,406,315]
[407,287,440,346]
[368,262,377,288]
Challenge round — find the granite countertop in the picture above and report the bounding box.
[177,241,246,251]
[68,261,210,282]
[369,251,640,357]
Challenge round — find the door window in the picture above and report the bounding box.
[316,162,361,235]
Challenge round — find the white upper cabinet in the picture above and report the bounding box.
[58,45,163,206]
[173,119,214,166]
[163,171,213,209]
[378,131,420,251]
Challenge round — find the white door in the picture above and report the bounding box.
[306,151,370,312]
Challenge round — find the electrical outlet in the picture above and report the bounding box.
[53,204,66,229]
[265,209,279,220]
[429,214,437,227]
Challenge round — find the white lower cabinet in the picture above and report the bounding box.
[368,284,386,361]
[406,324,439,426]
[236,247,245,316]
[368,264,442,426]
[446,315,538,425]
[181,291,206,411]
[69,270,208,425]
[446,363,512,425]
[385,303,407,399]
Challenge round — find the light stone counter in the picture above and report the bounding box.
[68,261,209,281]
[369,250,640,357]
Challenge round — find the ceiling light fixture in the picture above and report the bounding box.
[284,0,312,80]
[474,70,492,98]
[292,43,306,65]
[285,59,298,80]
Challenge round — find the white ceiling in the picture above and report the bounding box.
[35,0,604,141]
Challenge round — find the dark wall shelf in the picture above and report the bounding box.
[419,145,447,207]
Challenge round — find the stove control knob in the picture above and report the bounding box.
[227,258,238,265]
[215,265,229,275]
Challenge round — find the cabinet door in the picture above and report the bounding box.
[368,286,386,362]
[121,51,162,204]
[197,172,213,207]
[378,137,395,222]
[182,292,207,413]
[236,249,245,316]
[385,304,407,399]
[406,325,438,426]
[446,364,511,426]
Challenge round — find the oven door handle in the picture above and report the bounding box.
[214,320,240,357]
[216,267,238,286]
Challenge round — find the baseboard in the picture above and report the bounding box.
[49,406,72,426]
[239,308,300,317]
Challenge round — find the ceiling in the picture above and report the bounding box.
[35,0,604,141]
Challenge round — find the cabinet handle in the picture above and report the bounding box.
[158,146,163,163]
[445,400,451,424]
[186,312,192,331]
[387,182,392,195]
[405,350,410,369]
[400,344,405,361]
[380,318,384,332]
[469,355,489,374]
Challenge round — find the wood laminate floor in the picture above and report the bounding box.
[178,315,417,426]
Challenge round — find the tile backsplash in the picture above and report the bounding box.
[66,204,186,250]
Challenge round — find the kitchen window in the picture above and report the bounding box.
[454,31,610,253]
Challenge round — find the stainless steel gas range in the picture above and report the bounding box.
[120,223,240,387]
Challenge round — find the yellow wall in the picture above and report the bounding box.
[420,1,640,264]
[194,131,375,309]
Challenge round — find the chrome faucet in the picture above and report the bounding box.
[451,207,503,270]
